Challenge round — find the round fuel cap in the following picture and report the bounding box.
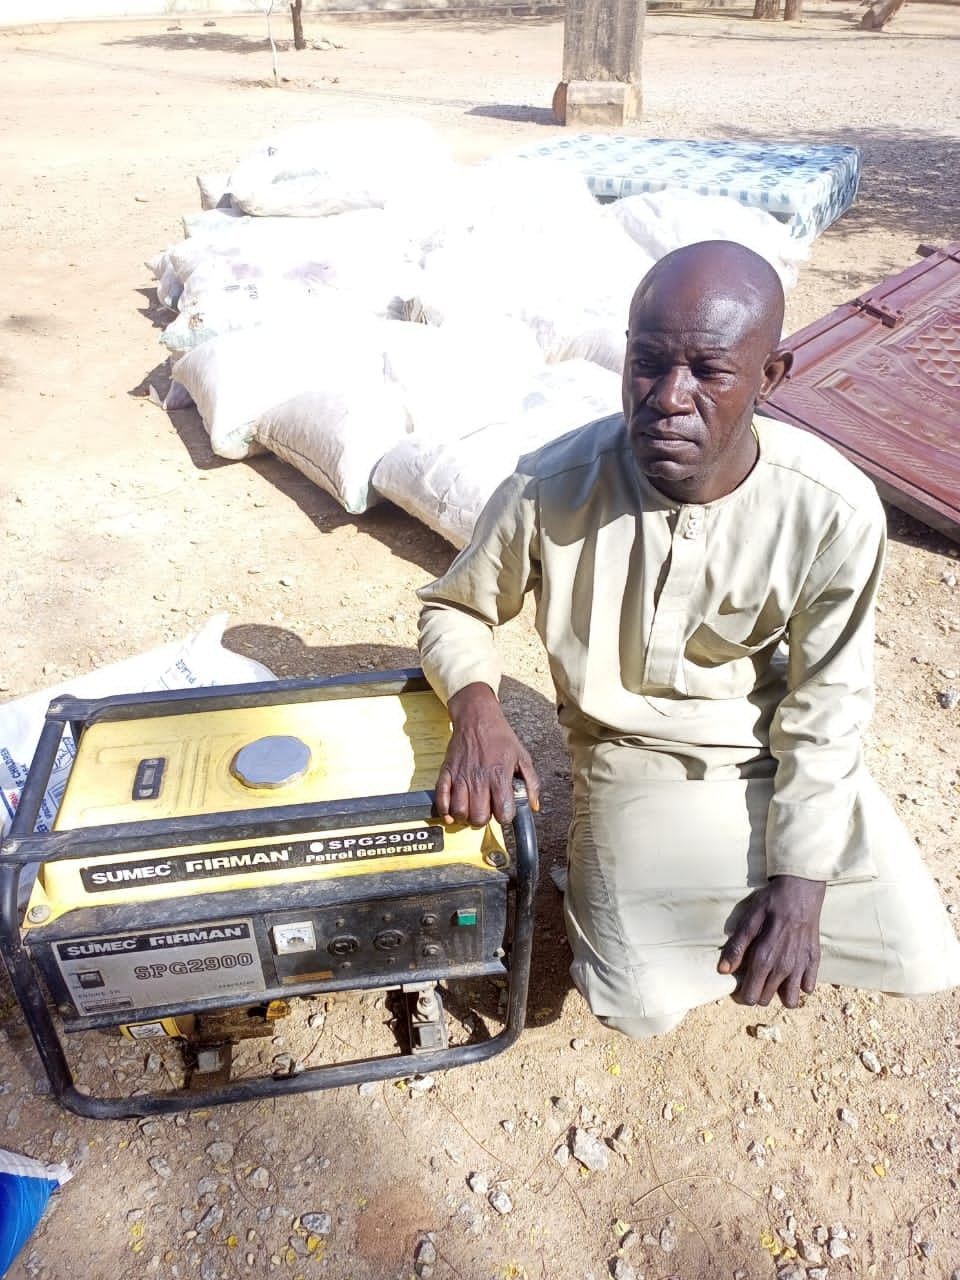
[230,735,311,789]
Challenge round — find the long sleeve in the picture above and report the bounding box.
[765,493,887,883]
[417,470,541,706]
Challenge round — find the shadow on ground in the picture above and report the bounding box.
[103,30,277,55]
[466,102,557,124]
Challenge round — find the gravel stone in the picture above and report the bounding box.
[248,1167,270,1189]
[917,1241,936,1259]
[200,1257,219,1280]
[468,1172,489,1194]
[488,1188,513,1215]
[859,1049,882,1074]
[812,1225,829,1245]
[828,1224,848,1240]
[808,1270,829,1280]
[798,1240,823,1264]
[300,1212,332,1234]
[610,1259,637,1280]
[415,1237,438,1276]
[148,1155,172,1179]
[838,1108,859,1128]
[937,689,960,710]
[357,1081,379,1097]
[827,1238,850,1259]
[570,1038,587,1050]
[776,1265,806,1280]
[198,1205,224,1234]
[571,1128,610,1171]
[552,1143,570,1167]
[659,1225,677,1253]
[408,1074,436,1093]
[754,1024,783,1043]
[205,1141,235,1163]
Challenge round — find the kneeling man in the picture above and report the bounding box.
[417,240,960,1037]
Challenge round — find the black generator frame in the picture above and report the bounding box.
[0,669,538,1120]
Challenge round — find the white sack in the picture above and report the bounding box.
[0,615,273,836]
[162,279,383,355]
[385,156,606,260]
[172,312,395,462]
[372,360,622,548]
[156,210,423,352]
[182,205,245,239]
[411,217,653,373]
[256,375,410,515]
[381,318,546,441]
[196,171,233,211]
[228,118,452,218]
[607,188,809,289]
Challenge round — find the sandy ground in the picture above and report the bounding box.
[1,5,959,1279]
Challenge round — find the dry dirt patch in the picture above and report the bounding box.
[1,7,958,1279]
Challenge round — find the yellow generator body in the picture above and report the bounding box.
[0,670,537,1118]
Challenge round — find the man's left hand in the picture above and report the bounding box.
[717,875,826,1008]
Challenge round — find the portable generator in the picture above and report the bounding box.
[0,670,538,1119]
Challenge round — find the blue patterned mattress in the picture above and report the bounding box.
[510,136,862,240]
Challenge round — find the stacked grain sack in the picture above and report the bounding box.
[146,118,805,543]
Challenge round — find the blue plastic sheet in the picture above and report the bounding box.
[0,1149,71,1278]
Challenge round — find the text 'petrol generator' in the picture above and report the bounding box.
[0,670,538,1119]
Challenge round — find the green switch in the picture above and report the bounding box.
[454,908,477,927]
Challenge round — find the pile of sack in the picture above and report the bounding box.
[147,118,808,547]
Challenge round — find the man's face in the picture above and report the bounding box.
[622,285,788,503]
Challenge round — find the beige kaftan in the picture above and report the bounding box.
[417,413,960,1021]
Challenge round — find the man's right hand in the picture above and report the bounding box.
[435,682,541,827]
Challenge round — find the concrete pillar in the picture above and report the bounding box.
[554,0,644,128]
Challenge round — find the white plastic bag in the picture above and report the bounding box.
[372,360,622,547]
[256,375,410,514]
[385,156,605,260]
[228,118,452,218]
[606,188,808,289]
[196,170,233,211]
[381,317,546,441]
[0,615,274,837]
[156,210,422,352]
[408,198,652,373]
[181,205,245,239]
[172,312,395,461]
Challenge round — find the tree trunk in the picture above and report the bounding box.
[783,0,803,19]
[290,0,306,51]
[859,0,906,27]
[753,0,782,19]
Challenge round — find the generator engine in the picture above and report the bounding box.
[0,670,537,1118]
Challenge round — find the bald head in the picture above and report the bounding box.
[622,240,792,504]
[630,240,786,353]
